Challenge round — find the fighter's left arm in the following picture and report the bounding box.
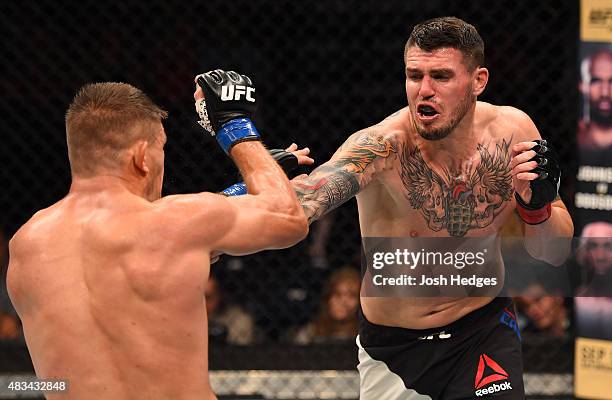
[507,107,574,266]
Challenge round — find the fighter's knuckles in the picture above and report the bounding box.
[226,70,241,83]
[210,69,225,83]
[241,74,253,85]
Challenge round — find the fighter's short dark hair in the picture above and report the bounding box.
[405,16,485,70]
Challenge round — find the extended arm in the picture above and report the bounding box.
[216,140,308,253]
[159,70,308,256]
[293,128,398,224]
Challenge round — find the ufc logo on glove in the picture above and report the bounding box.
[221,85,255,102]
[195,70,260,152]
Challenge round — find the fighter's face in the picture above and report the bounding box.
[405,47,477,140]
[144,124,166,201]
[589,51,612,124]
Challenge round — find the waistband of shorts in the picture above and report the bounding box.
[359,297,512,347]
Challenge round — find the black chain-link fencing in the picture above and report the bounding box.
[1,0,580,398]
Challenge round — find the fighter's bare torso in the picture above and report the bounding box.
[357,102,529,329]
[8,187,215,400]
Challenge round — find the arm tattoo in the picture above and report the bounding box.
[294,167,360,223]
[294,132,397,223]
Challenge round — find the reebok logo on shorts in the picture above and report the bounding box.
[474,354,512,397]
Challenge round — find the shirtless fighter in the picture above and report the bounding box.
[226,17,574,399]
[7,71,307,399]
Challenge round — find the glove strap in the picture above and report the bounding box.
[221,182,247,196]
[217,118,261,154]
[515,193,552,225]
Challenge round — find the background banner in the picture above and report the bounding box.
[575,1,612,398]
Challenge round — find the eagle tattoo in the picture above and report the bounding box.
[399,140,513,237]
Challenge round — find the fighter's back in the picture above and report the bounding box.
[8,190,214,400]
[5,79,307,400]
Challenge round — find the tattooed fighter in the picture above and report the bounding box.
[295,17,572,399]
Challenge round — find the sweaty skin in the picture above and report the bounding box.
[294,47,573,330]
[7,123,307,399]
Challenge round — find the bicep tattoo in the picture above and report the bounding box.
[294,131,397,223]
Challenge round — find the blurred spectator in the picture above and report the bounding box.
[514,283,570,338]
[504,213,572,337]
[291,266,360,345]
[575,222,612,340]
[0,311,19,340]
[0,229,21,339]
[579,48,612,151]
[205,272,257,345]
[576,221,612,296]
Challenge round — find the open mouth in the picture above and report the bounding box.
[417,104,440,121]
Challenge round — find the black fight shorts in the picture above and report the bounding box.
[357,297,524,399]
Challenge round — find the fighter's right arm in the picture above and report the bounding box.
[158,138,307,256]
[294,127,398,224]
[157,70,308,256]
[218,139,309,253]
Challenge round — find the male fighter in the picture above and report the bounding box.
[219,17,574,399]
[7,71,307,399]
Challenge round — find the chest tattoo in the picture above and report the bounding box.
[399,139,513,237]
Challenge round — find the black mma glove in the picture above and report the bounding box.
[221,149,299,196]
[195,69,260,154]
[515,139,561,225]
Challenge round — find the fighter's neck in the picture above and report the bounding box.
[69,174,146,199]
[413,104,482,162]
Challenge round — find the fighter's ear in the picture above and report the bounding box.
[473,67,489,97]
[132,140,150,176]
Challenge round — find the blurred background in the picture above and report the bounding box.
[1,0,610,399]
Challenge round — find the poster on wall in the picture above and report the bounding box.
[575,1,612,399]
